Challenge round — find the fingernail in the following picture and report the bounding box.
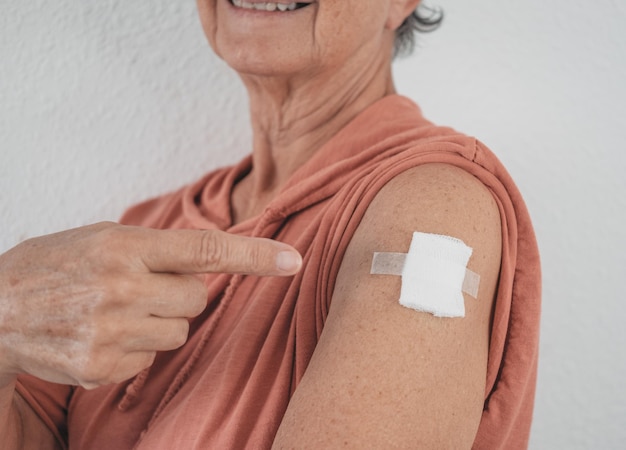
[276,251,302,273]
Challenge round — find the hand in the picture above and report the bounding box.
[0,222,301,389]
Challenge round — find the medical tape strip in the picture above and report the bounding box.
[370,232,480,318]
[371,253,481,299]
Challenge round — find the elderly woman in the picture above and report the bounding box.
[0,1,540,449]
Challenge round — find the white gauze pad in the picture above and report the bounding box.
[370,232,480,318]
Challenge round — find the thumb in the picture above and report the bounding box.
[139,228,302,276]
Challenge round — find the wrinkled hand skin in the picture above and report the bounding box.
[0,222,301,390]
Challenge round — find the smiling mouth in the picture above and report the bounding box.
[230,1,313,12]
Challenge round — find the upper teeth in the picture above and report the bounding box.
[232,1,298,11]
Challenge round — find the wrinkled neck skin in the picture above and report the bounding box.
[231,43,396,223]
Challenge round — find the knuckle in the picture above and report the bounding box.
[94,221,117,229]
[197,231,225,270]
[101,274,135,308]
[87,221,118,237]
[243,244,264,271]
[91,224,121,246]
[103,228,128,251]
[87,224,133,266]
[84,236,116,267]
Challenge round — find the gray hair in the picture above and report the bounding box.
[394,5,444,57]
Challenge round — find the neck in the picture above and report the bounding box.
[231,51,395,223]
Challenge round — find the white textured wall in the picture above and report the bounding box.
[1,1,625,448]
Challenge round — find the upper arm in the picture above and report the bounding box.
[273,163,502,449]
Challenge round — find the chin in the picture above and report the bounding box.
[228,59,309,79]
[218,43,313,79]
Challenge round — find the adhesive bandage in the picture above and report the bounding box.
[370,232,480,318]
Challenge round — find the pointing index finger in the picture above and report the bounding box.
[139,228,302,276]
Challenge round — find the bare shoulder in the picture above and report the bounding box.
[361,162,501,255]
[273,163,502,449]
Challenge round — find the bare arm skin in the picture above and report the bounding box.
[0,223,301,449]
[273,164,502,449]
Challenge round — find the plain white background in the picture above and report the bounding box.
[1,0,625,448]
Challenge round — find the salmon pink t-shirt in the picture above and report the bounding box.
[17,95,541,449]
